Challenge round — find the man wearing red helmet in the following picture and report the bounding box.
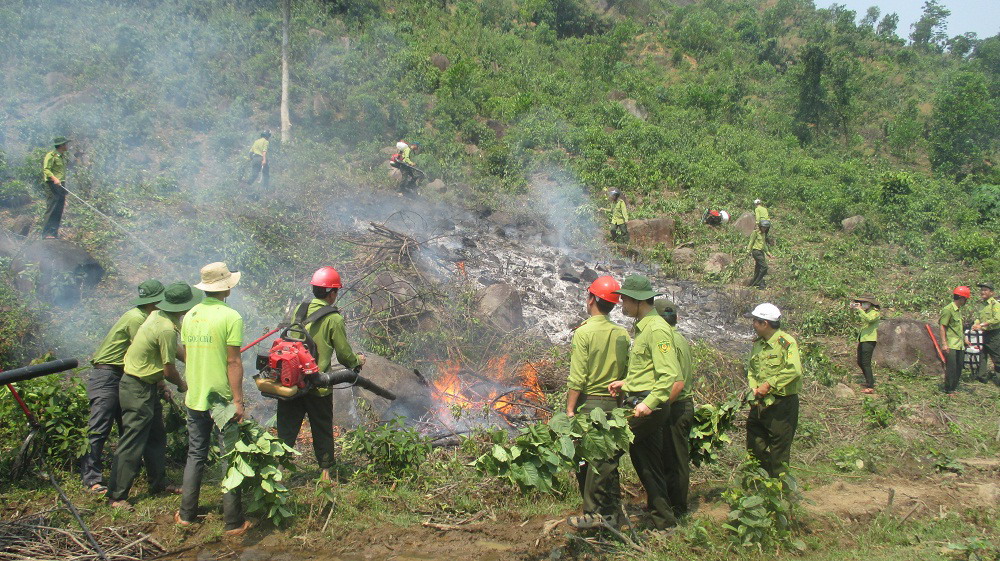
[940,286,972,395]
[565,276,630,530]
[276,266,365,481]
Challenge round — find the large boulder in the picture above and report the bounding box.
[620,99,648,121]
[873,318,943,373]
[10,239,104,306]
[430,53,451,71]
[476,282,525,331]
[841,215,865,233]
[703,252,733,274]
[733,212,757,236]
[330,354,431,428]
[672,247,695,266]
[626,217,675,248]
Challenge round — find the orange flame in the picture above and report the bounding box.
[430,356,549,422]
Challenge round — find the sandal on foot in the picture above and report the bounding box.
[568,514,604,530]
[87,484,108,495]
[109,500,134,511]
[861,388,875,394]
[224,520,253,537]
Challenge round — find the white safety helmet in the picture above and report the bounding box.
[720,210,730,223]
[396,141,408,150]
[748,303,781,322]
[753,198,762,205]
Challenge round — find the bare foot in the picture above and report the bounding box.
[224,520,253,536]
[109,500,133,511]
[174,511,193,527]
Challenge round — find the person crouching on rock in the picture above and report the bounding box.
[277,266,365,482]
[565,276,629,530]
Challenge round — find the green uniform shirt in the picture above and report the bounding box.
[672,327,694,401]
[42,150,66,182]
[754,206,769,222]
[181,297,244,411]
[939,301,965,350]
[303,298,361,396]
[91,307,149,366]
[567,315,629,397]
[622,310,683,410]
[401,146,414,165]
[123,311,179,384]
[747,229,767,252]
[748,329,802,396]
[856,308,880,343]
[977,297,1000,331]
[251,138,269,156]
[611,199,629,225]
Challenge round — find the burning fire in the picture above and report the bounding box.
[430,356,548,428]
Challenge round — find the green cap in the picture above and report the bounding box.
[654,298,677,316]
[613,275,661,301]
[131,279,165,306]
[156,282,203,313]
[978,282,994,291]
[52,136,70,147]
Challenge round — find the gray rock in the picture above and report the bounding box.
[626,217,675,247]
[873,319,943,372]
[476,282,525,331]
[733,212,757,236]
[833,383,855,399]
[621,99,648,121]
[10,239,104,307]
[672,247,695,265]
[703,252,733,274]
[842,215,865,233]
[430,53,451,71]
[581,267,599,283]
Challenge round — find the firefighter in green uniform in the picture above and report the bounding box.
[41,136,70,238]
[940,286,972,395]
[753,198,769,223]
[654,299,694,518]
[607,275,681,530]
[745,303,802,478]
[747,220,771,289]
[565,276,630,530]
[81,279,165,494]
[276,266,365,482]
[851,295,881,394]
[247,131,270,187]
[609,190,629,243]
[107,283,199,509]
[973,283,1000,384]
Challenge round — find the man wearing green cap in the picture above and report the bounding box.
[178,262,250,535]
[745,303,802,478]
[108,282,200,509]
[81,279,165,494]
[607,275,680,530]
[654,299,694,518]
[41,137,70,238]
[973,283,1000,384]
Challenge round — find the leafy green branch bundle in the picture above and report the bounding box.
[340,417,433,479]
[474,407,633,493]
[211,401,299,527]
[689,392,747,467]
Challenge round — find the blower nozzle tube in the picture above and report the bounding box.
[313,368,397,400]
[0,359,79,385]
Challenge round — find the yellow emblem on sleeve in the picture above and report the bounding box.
[657,340,670,353]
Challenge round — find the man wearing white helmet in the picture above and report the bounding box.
[745,303,802,478]
[390,140,422,192]
[753,199,769,223]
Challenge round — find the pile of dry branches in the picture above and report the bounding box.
[0,513,166,561]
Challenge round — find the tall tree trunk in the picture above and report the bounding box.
[280,0,291,143]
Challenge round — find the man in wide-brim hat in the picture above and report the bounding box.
[851,295,881,394]
[41,136,71,238]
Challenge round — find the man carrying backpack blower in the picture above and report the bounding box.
[276,266,365,481]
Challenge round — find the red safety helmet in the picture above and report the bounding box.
[589,276,621,304]
[310,266,342,289]
[954,286,971,298]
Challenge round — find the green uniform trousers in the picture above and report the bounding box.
[574,396,621,521]
[857,342,877,389]
[41,180,65,237]
[976,331,1000,382]
[944,349,964,393]
[107,375,167,501]
[610,224,629,243]
[277,392,335,469]
[747,393,799,478]
[627,400,676,529]
[750,250,768,289]
[662,398,693,517]
[180,408,244,530]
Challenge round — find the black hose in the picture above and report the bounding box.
[0,359,79,385]
[313,369,397,400]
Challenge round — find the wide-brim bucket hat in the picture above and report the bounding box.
[131,279,165,306]
[157,282,203,313]
[194,262,241,292]
[613,275,661,301]
[853,295,881,308]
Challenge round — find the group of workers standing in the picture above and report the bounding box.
[80,261,364,534]
[565,274,801,530]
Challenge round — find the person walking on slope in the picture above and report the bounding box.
[753,198,769,224]
[81,279,165,494]
[176,262,251,535]
[940,286,972,396]
[107,283,198,509]
[747,220,771,289]
[851,295,881,394]
[565,276,630,530]
[247,131,271,187]
[277,266,365,482]
[973,282,1000,385]
[609,190,629,243]
[607,275,682,530]
[745,303,802,478]
[41,136,71,238]
[654,299,694,518]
